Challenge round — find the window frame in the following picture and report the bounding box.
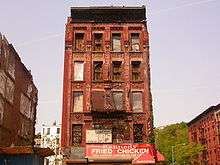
[131,91,143,113]
[72,91,84,113]
[93,33,103,52]
[74,32,85,51]
[131,61,141,81]
[133,124,143,143]
[93,61,103,81]
[72,124,83,145]
[112,61,122,81]
[73,61,84,81]
[130,33,141,52]
[111,33,122,52]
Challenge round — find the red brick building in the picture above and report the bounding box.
[0,33,38,146]
[188,104,220,165]
[61,6,156,164]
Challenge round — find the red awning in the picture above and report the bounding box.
[132,149,155,164]
[156,151,165,162]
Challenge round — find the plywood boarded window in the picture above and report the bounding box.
[112,61,122,81]
[93,61,103,81]
[131,61,141,81]
[131,33,140,51]
[0,71,6,97]
[72,124,82,144]
[132,92,143,112]
[133,124,143,143]
[74,62,84,81]
[5,77,14,104]
[73,92,83,112]
[0,98,4,124]
[75,33,84,51]
[112,92,123,111]
[112,33,121,52]
[93,33,103,51]
[91,91,104,111]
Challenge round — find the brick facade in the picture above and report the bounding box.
[0,33,38,146]
[188,104,220,165]
[61,7,154,163]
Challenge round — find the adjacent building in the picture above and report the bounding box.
[188,104,220,165]
[61,6,157,164]
[0,33,38,147]
[41,122,62,165]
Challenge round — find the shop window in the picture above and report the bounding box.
[133,124,143,143]
[112,61,122,81]
[112,92,123,111]
[93,33,103,51]
[112,33,121,52]
[131,61,141,81]
[132,92,143,112]
[73,92,83,112]
[72,124,82,144]
[131,33,140,51]
[75,33,84,51]
[74,62,84,81]
[93,61,103,81]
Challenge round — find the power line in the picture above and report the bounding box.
[150,0,217,15]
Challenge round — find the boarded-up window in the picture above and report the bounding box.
[72,124,82,144]
[133,124,143,143]
[112,33,121,52]
[132,92,143,112]
[75,33,84,51]
[5,77,14,104]
[131,33,140,51]
[112,92,123,111]
[74,62,84,81]
[112,61,122,81]
[0,98,4,124]
[131,61,141,81]
[93,33,103,51]
[20,93,31,118]
[7,55,15,79]
[93,62,103,81]
[91,91,104,111]
[0,71,6,97]
[73,92,83,112]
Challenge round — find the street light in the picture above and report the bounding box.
[171,143,186,165]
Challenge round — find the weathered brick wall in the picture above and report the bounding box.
[0,33,38,147]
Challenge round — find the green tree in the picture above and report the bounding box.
[155,122,205,164]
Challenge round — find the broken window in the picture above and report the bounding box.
[131,33,140,51]
[133,124,143,143]
[0,71,6,97]
[112,33,121,52]
[74,62,84,81]
[20,93,31,118]
[131,61,141,81]
[0,98,4,125]
[132,92,143,112]
[75,33,84,51]
[93,33,103,51]
[73,92,83,112]
[91,91,104,111]
[5,77,14,104]
[112,92,123,111]
[112,61,122,81]
[72,124,82,144]
[93,61,103,81]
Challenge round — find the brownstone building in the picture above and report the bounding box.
[61,6,157,164]
[0,33,38,146]
[188,104,220,165]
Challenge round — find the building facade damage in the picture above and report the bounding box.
[61,6,162,164]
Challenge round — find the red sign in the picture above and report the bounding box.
[86,144,155,164]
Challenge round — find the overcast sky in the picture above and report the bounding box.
[0,0,219,132]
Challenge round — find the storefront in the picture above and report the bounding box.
[65,144,164,165]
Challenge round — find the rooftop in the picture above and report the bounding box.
[70,6,146,23]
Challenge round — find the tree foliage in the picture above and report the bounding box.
[155,122,205,164]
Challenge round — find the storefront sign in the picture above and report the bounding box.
[86,130,112,143]
[86,144,155,164]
